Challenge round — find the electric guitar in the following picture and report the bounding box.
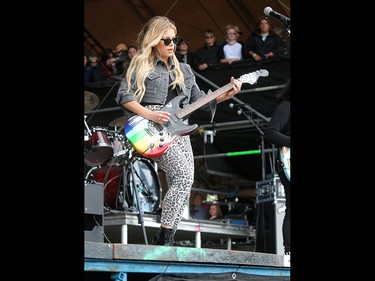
[125,69,269,158]
[279,146,290,181]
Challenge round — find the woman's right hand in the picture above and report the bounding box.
[148,110,171,124]
[123,101,171,124]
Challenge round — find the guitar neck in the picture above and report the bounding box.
[176,82,234,119]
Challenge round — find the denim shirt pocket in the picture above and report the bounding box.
[146,71,162,94]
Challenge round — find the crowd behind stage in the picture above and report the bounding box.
[189,192,257,226]
[84,19,290,84]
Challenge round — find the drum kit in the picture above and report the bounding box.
[84,91,161,213]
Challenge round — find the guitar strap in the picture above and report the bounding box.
[165,79,178,105]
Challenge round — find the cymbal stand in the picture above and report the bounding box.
[122,148,149,245]
[84,115,92,141]
[84,115,98,182]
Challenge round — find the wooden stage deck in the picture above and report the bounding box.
[85,242,290,280]
[84,211,290,280]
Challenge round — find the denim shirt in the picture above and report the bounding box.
[115,56,217,122]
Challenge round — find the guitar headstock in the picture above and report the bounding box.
[238,69,269,85]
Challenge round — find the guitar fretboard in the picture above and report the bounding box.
[176,82,234,119]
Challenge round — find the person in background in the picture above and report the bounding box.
[100,48,115,79]
[127,45,138,60]
[272,26,290,59]
[175,38,196,69]
[108,43,130,76]
[115,16,242,246]
[208,203,223,220]
[263,78,291,255]
[84,55,107,83]
[219,24,246,64]
[190,193,208,219]
[194,29,220,71]
[84,54,88,68]
[122,45,138,74]
[244,16,285,61]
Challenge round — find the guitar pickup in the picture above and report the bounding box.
[153,123,164,132]
[144,128,153,136]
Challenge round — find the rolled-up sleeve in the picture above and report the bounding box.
[180,63,217,122]
[115,78,135,106]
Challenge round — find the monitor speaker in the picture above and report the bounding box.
[84,183,104,242]
[255,200,285,255]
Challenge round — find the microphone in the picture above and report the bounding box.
[263,7,290,25]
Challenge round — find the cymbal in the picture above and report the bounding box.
[109,116,127,127]
[84,91,100,112]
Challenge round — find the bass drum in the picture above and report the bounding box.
[92,158,161,213]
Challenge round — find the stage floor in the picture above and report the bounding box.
[84,197,290,280]
[98,210,256,250]
[85,241,290,280]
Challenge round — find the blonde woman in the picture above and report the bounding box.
[116,16,242,245]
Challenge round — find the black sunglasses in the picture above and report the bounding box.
[160,36,180,46]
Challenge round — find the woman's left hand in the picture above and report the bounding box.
[228,76,242,97]
[217,76,242,103]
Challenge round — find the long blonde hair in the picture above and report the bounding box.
[126,16,184,102]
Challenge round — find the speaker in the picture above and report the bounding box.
[84,183,104,242]
[255,199,286,255]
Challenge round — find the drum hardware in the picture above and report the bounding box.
[85,166,100,182]
[84,115,91,141]
[108,116,127,134]
[125,149,148,244]
[120,149,161,212]
[123,149,164,244]
[87,145,161,245]
[106,130,129,166]
[108,116,128,128]
[88,146,161,213]
[84,91,100,112]
[84,126,114,166]
[113,150,127,157]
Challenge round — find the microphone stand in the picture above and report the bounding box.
[231,96,270,123]
[230,99,269,180]
[282,24,291,36]
[123,149,149,245]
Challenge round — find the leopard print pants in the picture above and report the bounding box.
[146,105,195,231]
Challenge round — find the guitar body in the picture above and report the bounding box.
[125,95,198,158]
[125,69,269,158]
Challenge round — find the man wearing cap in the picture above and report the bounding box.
[109,43,130,76]
[175,38,197,69]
